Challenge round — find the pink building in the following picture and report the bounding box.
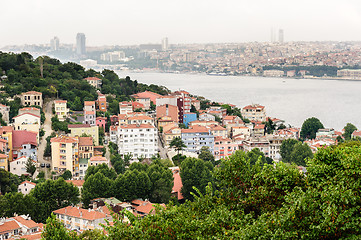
[96,117,107,129]
[214,136,239,160]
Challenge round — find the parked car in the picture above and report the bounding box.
[40,163,45,168]
[46,163,51,168]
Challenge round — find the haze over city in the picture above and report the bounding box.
[2,0,361,46]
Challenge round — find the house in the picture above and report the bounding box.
[12,113,40,142]
[214,136,239,160]
[96,117,107,130]
[254,124,265,136]
[54,100,69,121]
[53,206,111,231]
[156,95,178,107]
[117,124,158,161]
[10,156,35,176]
[119,101,133,115]
[18,107,40,117]
[20,91,43,107]
[109,126,118,143]
[78,137,94,160]
[0,126,14,160]
[12,130,37,161]
[84,77,102,89]
[243,137,270,158]
[127,115,154,126]
[0,104,10,123]
[183,113,197,127]
[267,135,289,162]
[206,106,227,119]
[351,130,361,138]
[96,94,107,112]
[68,124,99,145]
[241,104,266,122]
[132,91,162,108]
[132,101,145,111]
[163,124,181,147]
[157,116,177,130]
[223,115,243,126]
[89,156,109,167]
[131,199,166,217]
[156,104,179,123]
[110,115,119,126]
[83,101,96,126]
[51,135,79,177]
[181,126,214,154]
[191,98,201,111]
[198,113,216,122]
[209,124,227,138]
[0,153,8,171]
[0,215,42,240]
[18,181,36,195]
[188,120,219,128]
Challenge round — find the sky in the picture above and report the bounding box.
[1,0,361,47]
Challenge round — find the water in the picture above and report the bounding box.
[116,71,361,130]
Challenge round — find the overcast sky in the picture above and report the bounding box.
[1,0,361,47]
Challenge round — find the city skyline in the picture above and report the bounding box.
[1,0,361,47]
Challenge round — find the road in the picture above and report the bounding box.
[157,132,169,160]
[37,100,54,178]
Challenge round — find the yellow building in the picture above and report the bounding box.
[0,154,8,171]
[0,126,13,161]
[51,136,79,177]
[68,124,99,145]
[54,100,69,121]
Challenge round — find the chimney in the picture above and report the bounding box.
[166,104,169,116]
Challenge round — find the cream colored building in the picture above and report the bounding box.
[54,100,69,121]
[20,91,43,107]
[241,104,266,122]
[89,156,109,167]
[0,153,8,171]
[18,181,36,195]
[51,135,79,177]
[13,113,40,143]
[0,104,10,123]
[68,124,99,145]
[162,124,181,147]
[10,156,36,176]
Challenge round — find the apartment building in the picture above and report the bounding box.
[181,126,214,154]
[241,104,266,122]
[54,100,69,121]
[51,136,79,177]
[117,124,158,161]
[20,91,43,107]
[156,104,179,123]
[127,115,154,126]
[68,124,99,145]
[78,137,94,160]
[162,124,181,147]
[84,77,102,89]
[119,101,133,115]
[243,137,270,158]
[263,69,284,77]
[53,206,111,231]
[12,130,37,161]
[83,101,96,126]
[89,156,109,167]
[214,136,239,160]
[199,113,216,122]
[337,69,361,79]
[96,117,107,129]
[132,91,162,109]
[0,153,8,171]
[97,94,107,112]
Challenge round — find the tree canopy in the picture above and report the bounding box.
[343,123,357,140]
[300,117,324,140]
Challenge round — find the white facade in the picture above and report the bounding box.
[199,113,216,122]
[117,124,158,161]
[83,101,96,126]
[10,156,35,176]
[55,100,69,121]
[18,181,36,195]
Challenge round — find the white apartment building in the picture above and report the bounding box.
[241,104,266,122]
[54,100,69,121]
[117,124,158,161]
[83,101,96,126]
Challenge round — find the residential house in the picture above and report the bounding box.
[78,137,94,160]
[117,124,158,161]
[132,101,145,111]
[191,97,200,111]
[253,124,265,136]
[132,91,162,109]
[96,94,107,112]
[54,100,69,121]
[18,181,36,195]
[110,115,119,126]
[53,206,111,231]
[209,124,227,138]
[68,124,99,145]
[20,91,43,107]
[181,126,214,154]
[89,156,109,167]
[0,126,13,160]
[119,101,133,115]
[206,106,227,119]
[10,156,35,176]
[241,104,266,122]
[127,115,154,126]
[96,117,107,130]
[13,113,40,143]
[109,126,118,143]
[267,135,289,161]
[12,130,37,161]
[214,136,239,160]
[223,115,243,126]
[0,215,42,240]
[157,116,176,130]
[162,124,181,147]
[0,104,10,123]
[198,113,216,122]
[243,137,270,158]
[131,199,166,217]
[84,77,102,89]
[51,136,79,177]
[156,104,179,123]
[0,154,8,171]
[188,120,219,128]
[351,130,361,138]
[83,101,96,126]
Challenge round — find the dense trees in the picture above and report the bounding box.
[82,172,113,207]
[343,123,357,140]
[0,169,21,194]
[280,139,313,166]
[180,158,213,200]
[197,146,215,165]
[300,117,324,140]
[280,138,298,163]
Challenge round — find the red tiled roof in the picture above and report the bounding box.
[19,107,40,111]
[0,220,20,233]
[9,232,42,240]
[12,130,37,148]
[89,156,107,161]
[182,126,209,133]
[13,216,38,229]
[68,124,91,128]
[172,171,183,200]
[135,202,156,215]
[0,153,7,158]
[13,113,40,119]
[66,180,85,187]
[254,124,265,129]
[85,111,95,115]
[128,115,152,120]
[54,100,67,103]
[20,180,36,186]
[50,136,78,143]
[84,101,95,106]
[132,91,162,103]
[79,137,93,146]
[53,206,106,220]
[22,91,42,95]
[84,77,101,81]
[119,124,154,129]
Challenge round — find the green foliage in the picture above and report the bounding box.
[180,157,213,200]
[51,115,69,132]
[147,160,173,203]
[44,132,56,157]
[169,137,186,155]
[82,172,113,207]
[265,118,276,134]
[198,146,215,165]
[289,142,313,166]
[280,138,299,163]
[110,154,126,174]
[85,163,117,181]
[25,157,36,176]
[42,213,78,240]
[343,123,357,140]
[300,117,324,140]
[0,169,21,194]
[113,170,151,201]
[60,170,72,180]
[172,154,186,166]
[32,177,80,222]
[245,148,272,165]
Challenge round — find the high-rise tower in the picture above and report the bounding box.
[76,33,86,55]
[279,29,284,43]
[162,37,169,51]
[50,36,60,51]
